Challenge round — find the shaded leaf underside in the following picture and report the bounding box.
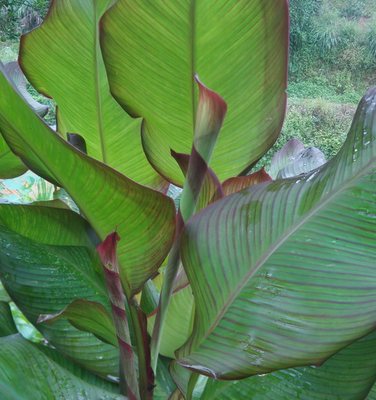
[101,0,288,185]
[20,0,166,190]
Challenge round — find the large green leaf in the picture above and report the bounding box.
[0,334,125,399]
[0,62,176,296]
[101,0,288,186]
[19,0,166,191]
[175,87,376,379]
[0,226,119,377]
[201,330,376,399]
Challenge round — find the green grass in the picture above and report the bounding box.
[255,98,356,172]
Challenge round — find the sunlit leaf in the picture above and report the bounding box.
[101,0,288,185]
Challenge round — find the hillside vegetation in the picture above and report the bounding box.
[0,0,375,168]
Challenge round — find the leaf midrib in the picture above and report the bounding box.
[203,157,376,343]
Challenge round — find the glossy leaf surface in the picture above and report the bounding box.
[0,64,176,295]
[101,0,288,185]
[201,330,376,399]
[0,226,119,377]
[38,299,117,347]
[20,0,166,190]
[0,334,125,400]
[176,87,376,379]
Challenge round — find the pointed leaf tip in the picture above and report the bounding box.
[195,76,227,139]
[97,232,121,271]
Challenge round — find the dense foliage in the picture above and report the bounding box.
[0,1,375,399]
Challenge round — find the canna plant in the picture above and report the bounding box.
[0,0,375,399]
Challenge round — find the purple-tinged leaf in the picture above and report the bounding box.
[171,150,223,212]
[151,78,226,373]
[98,232,140,400]
[174,87,376,379]
[222,168,272,196]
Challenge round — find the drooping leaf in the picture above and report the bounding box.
[222,168,272,196]
[0,203,99,248]
[276,146,327,179]
[4,61,49,117]
[0,334,125,399]
[101,0,288,186]
[201,330,376,400]
[268,138,305,179]
[0,62,176,296]
[175,87,376,379]
[19,0,166,191]
[0,226,119,377]
[38,299,117,347]
[0,301,17,337]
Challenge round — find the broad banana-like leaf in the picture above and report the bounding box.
[4,61,49,117]
[19,0,166,191]
[0,334,125,399]
[201,330,376,399]
[0,62,176,296]
[0,301,17,337]
[175,87,376,379]
[101,0,288,186]
[0,226,119,377]
[98,232,140,400]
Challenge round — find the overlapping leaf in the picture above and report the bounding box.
[101,0,288,185]
[38,299,117,347]
[175,87,376,379]
[0,226,119,377]
[0,63,176,295]
[222,168,272,196]
[19,0,166,191]
[0,334,125,399]
[201,330,376,399]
